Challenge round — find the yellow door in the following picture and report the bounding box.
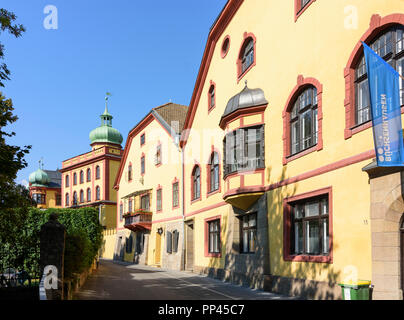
[155,232,161,265]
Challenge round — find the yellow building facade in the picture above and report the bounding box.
[114,103,187,269]
[29,167,62,209]
[176,0,404,300]
[60,101,123,259]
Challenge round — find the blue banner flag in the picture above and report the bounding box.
[362,42,404,167]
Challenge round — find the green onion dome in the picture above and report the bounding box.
[89,105,123,146]
[29,168,50,187]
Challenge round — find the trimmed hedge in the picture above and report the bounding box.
[0,207,103,280]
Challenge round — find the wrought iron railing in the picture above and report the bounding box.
[124,211,152,226]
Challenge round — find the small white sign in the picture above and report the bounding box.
[344,288,351,300]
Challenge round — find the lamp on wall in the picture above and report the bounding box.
[157,228,163,235]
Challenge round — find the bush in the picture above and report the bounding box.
[0,207,103,280]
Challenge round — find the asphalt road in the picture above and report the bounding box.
[73,259,294,300]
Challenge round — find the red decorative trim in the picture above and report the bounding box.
[267,149,375,192]
[283,186,333,264]
[208,80,216,113]
[180,0,244,148]
[237,32,257,83]
[219,105,267,129]
[282,75,323,165]
[204,215,222,258]
[294,0,317,22]
[191,164,202,204]
[221,35,231,59]
[344,14,404,140]
[206,147,222,198]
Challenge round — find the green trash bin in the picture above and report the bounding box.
[339,280,372,300]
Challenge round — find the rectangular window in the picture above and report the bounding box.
[157,189,162,211]
[56,194,61,206]
[128,199,132,213]
[356,79,370,124]
[140,133,145,146]
[290,196,329,257]
[224,125,264,176]
[120,204,123,221]
[172,182,179,208]
[208,219,220,254]
[141,156,145,175]
[155,145,162,165]
[240,213,257,253]
[140,194,150,211]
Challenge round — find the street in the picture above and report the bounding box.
[73,259,294,300]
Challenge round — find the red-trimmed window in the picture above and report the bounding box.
[172,181,179,208]
[283,187,332,263]
[87,188,91,202]
[208,152,220,193]
[221,35,230,59]
[96,186,100,200]
[87,168,91,182]
[141,194,150,211]
[55,194,61,206]
[295,0,316,21]
[237,34,256,81]
[283,76,323,165]
[120,203,123,221]
[65,175,69,188]
[205,217,221,257]
[79,190,84,203]
[354,26,404,126]
[191,165,201,201]
[289,86,318,155]
[80,170,84,184]
[156,188,162,212]
[65,193,69,207]
[128,198,133,213]
[208,83,216,111]
[73,172,77,185]
[141,155,145,175]
[96,166,100,180]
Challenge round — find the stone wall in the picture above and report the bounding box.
[162,221,184,271]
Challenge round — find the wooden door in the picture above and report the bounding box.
[185,222,194,271]
[155,232,161,265]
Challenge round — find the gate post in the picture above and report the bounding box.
[40,213,66,300]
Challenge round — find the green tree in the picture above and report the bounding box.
[0,9,30,208]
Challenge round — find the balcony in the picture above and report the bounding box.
[124,210,152,232]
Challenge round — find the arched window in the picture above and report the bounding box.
[65,175,69,188]
[237,34,256,81]
[73,191,77,205]
[80,170,84,184]
[87,168,91,182]
[73,172,77,185]
[65,193,69,207]
[80,190,84,203]
[354,26,404,126]
[208,152,220,193]
[96,186,100,200]
[87,188,91,202]
[289,86,318,155]
[191,166,201,201]
[96,166,100,180]
[208,83,216,111]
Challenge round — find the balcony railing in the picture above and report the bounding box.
[124,210,152,231]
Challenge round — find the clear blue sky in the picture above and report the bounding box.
[1,0,228,186]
